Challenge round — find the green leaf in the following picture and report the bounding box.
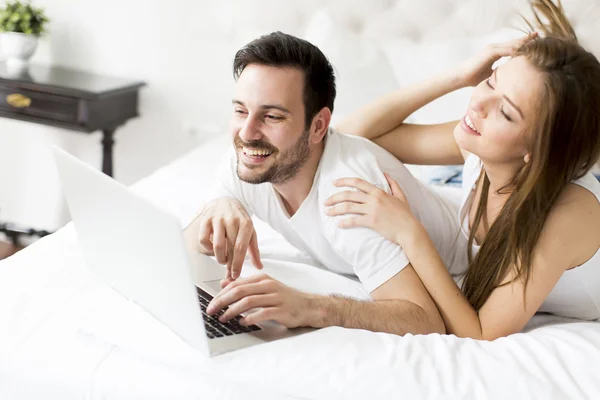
[0,1,48,34]
[0,1,48,35]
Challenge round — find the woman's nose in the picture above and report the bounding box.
[470,95,491,120]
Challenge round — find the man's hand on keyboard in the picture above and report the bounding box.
[196,197,263,284]
[206,273,320,329]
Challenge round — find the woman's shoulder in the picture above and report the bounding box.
[544,182,600,269]
[558,179,600,208]
[571,172,600,200]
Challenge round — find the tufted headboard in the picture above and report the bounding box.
[199,0,599,120]
[206,0,600,53]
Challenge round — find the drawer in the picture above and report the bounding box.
[0,86,79,123]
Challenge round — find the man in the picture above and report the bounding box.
[184,32,464,335]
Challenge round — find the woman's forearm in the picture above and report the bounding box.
[401,225,484,339]
[335,71,466,140]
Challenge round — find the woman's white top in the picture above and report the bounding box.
[459,155,600,321]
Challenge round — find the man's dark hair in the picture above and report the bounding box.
[233,31,336,128]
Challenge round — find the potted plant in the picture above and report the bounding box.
[0,0,48,69]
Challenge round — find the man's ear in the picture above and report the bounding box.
[309,107,332,144]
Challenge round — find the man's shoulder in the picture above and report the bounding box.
[327,129,407,166]
[329,128,381,151]
[319,130,408,187]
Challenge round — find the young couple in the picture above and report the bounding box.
[184,0,600,340]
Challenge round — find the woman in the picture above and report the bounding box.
[327,0,600,340]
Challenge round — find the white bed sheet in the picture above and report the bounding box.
[1,135,600,400]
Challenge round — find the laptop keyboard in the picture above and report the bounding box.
[196,286,262,339]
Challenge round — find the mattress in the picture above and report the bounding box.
[1,135,599,400]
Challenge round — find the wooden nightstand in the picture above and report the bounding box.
[0,63,146,245]
[0,63,145,177]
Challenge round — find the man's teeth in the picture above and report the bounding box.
[243,147,273,156]
[465,115,480,133]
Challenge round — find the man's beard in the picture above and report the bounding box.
[235,128,312,185]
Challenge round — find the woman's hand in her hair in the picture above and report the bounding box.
[324,174,422,247]
[456,32,538,87]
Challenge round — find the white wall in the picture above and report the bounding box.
[0,0,242,231]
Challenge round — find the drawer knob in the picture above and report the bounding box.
[6,93,32,108]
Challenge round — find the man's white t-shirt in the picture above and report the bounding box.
[213,129,467,293]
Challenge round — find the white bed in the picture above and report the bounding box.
[2,135,600,399]
[2,0,600,398]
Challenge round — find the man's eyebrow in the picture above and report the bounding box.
[261,104,291,113]
[494,69,525,120]
[232,99,290,114]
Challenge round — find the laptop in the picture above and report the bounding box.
[53,147,309,357]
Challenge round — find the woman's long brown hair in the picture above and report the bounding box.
[462,0,600,311]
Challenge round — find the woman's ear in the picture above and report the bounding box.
[524,153,531,164]
[310,107,332,144]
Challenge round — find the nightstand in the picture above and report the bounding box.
[0,63,146,244]
[0,63,145,177]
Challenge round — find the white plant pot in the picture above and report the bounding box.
[0,32,38,69]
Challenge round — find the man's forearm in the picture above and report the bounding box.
[308,295,444,336]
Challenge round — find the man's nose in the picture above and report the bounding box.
[238,116,262,142]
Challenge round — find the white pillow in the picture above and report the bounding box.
[380,28,523,124]
[303,8,400,116]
